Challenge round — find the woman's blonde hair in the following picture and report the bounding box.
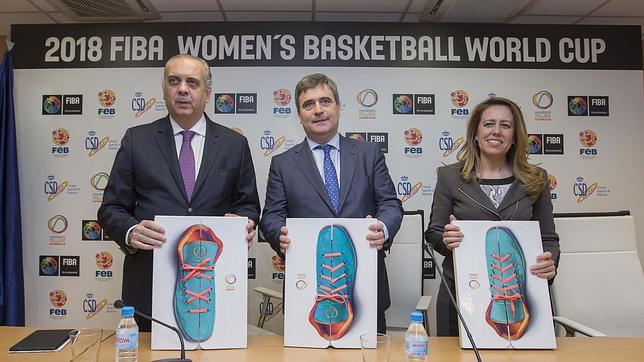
[456,97,545,199]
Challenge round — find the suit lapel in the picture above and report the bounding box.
[457,176,501,215]
[192,116,221,198]
[293,140,336,213]
[154,117,187,200]
[338,136,356,213]
[497,179,527,214]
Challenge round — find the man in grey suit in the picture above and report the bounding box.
[260,73,403,333]
[98,54,260,331]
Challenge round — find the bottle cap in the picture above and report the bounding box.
[410,311,423,322]
[121,306,135,317]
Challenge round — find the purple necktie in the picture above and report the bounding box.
[179,130,196,200]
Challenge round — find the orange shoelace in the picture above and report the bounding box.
[182,258,214,314]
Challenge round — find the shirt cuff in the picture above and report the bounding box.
[125,224,137,247]
[380,221,390,242]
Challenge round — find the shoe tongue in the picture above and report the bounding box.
[183,240,218,266]
[313,299,348,323]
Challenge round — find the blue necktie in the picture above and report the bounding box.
[319,144,340,213]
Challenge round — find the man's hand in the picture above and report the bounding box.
[366,215,385,250]
[129,220,166,250]
[279,226,290,254]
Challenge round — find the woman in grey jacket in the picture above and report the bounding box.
[425,97,560,337]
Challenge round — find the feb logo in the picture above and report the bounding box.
[132,91,156,118]
[397,176,422,203]
[90,172,110,191]
[573,176,598,203]
[272,255,285,281]
[272,88,292,116]
[44,175,69,201]
[98,89,116,117]
[579,129,598,157]
[51,128,70,155]
[95,251,113,279]
[48,215,68,234]
[404,128,423,156]
[450,90,469,117]
[85,130,110,157]
[548,174,558,200]
[260,130,286,157]
[439,131,464,158]
[49,289,68,317]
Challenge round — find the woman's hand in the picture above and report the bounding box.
[530,251,556,280]
[442,214,464,250]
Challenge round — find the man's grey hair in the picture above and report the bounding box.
[163,54,212,90]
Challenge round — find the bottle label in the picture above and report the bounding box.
[405,340,428,356]
[116,330,138,349]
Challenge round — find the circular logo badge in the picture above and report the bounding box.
[52,128,70,146]
[43,96,61,114]
[95,251,113,269]
[40,256,59,275]
[356,89,378,107]
[547,174,558,190]
[83,221,102,240]
[394,95,413,113]
[273,88,292,106]
[48,215,68,233]
[90,172,110,191]
[450,90,469,107]
[569,96,588,116]
[215,94,235,113]
[225,274,237,284]
[579,129,598,147]
[532,91,553,109]
[49,289,67,307]
[528,135,542,154]
[296,280,307,290]
[98,89,116,107]
[404,128,423,146]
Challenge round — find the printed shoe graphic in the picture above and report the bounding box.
[484,226,529,340]
[309,224,357,340]
[174,224,223,342]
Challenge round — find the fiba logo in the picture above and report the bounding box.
[568,96,588,116]
[393,94,413,114]
[272,88,292,116]
[357,89,378,108]
[48,215,68,234]
[90,172,110,191]
[532,91,553,109]
[42,95,62,115]
[215,94,235,113]
[528,134,543,155]
[260,130,286,157]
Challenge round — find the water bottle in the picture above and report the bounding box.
[115,306,138,362]
[405,311,428,361]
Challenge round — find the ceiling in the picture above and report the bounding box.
[1,0,643,38]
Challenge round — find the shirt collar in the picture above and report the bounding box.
[307,133,340,151]
[170,114,206,137]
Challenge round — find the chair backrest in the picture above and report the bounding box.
[385,210,424,329]
[553,213,644,336]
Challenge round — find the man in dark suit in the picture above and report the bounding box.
[260,73,403,334]
[98,54,260,331]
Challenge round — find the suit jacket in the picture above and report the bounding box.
[424,162,560,287]
[260,135,403,312]
[98,114,260,326]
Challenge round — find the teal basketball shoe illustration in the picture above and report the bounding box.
[309,224,357,340]
[484,226,530,340]
[174,224,223,342]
